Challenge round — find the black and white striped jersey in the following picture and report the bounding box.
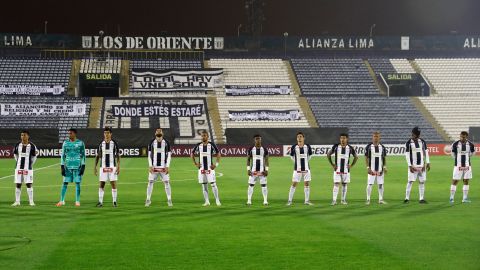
[192,142,219,170]
[365,143,387,172]
[290,144,313,172]
[148,138,171,168]
[451,140,475,167]
[97,140,120,168]
[13,142,37,170]
[331,144,356,173]
[248,146,269,173]
[405,138,429,167]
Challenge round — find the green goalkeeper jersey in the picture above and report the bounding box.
[61,139,86,170]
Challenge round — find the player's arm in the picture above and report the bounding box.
[327,145,336,170]
[471,142,476,156]
[451,142,457,159]
[405,141,414,173]
[350,146,358,168]
[79,141,86,176]
[247,149,252,176]
[364,145,372,174]
[264,150,270,176]
[382,146,387,174]
[13,143,19,161]
[289,144,295,161]
[211,143,221,170]
[115,141,121,175]
[164,140,171,174]
[147,141,154,173]
[94,143,101,176]
[423,140,430,171]
[30,144,37,166]
[60,142,66,176]
[191,144,200,168]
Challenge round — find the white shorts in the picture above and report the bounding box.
[149,167,170,182]
[367,172,384,185]
[453,166,473,180]
[333,172,350,183]
[248,172,267,185]
[14,170,33,184]
[292,170,311,182]
[198,169,216,184]
[99,167,118,182]
[408,167,426,182]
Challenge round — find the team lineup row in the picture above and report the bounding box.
[10,127,475,207]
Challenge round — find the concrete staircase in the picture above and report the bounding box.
[410,97,450,142]
[364,59,387,95]
[88,97,104,128]
[119,60,130,96]
[206,94,225,144]
[285,60,319,127]
[67,59,81,96]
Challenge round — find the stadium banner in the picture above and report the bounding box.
[225,85,291,96]
[0,146,14,158]
[296,36,375,50]
[102,98,212,144]
[171,145,283,157]
[36,147,142,158]
[282,144,463,157]
[0,85,65,96]
[0,103,86,116]
[81,36,224,50]
[33,145,283,158]
[228,110,300,121]
[131,69,223,91]
[111,103,203,117]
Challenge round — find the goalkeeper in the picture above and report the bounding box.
[56,128,86,207]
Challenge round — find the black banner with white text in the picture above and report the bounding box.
[228,110,300,121]
[131,69,223,91]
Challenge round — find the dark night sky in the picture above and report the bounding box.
[1,0,479,36]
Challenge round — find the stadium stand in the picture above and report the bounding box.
[291,58,380,96]
[208,59,310,134]
[292,58,443,143]
[0,58,71,86]
[306,96,442,143]
[80,58,121,74]
[413,58,480,140]
[0,95,91,142]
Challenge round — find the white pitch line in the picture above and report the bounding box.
[0,163,60,180]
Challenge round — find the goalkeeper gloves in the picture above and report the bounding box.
[79,165,85,176]
[61,165,66,176]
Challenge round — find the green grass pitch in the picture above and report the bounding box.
[0,156,479,270]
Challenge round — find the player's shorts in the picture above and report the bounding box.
[198,169,216,184]
[453,166,472,180]
[148,167,170,182]
[292,170,311,182]
[14,169,33,184]
[64,168,82,183]
[367,172,384,185]
[408,167,426,182]
[99,167,118,182]
[333,172,350,183]
[248,171,267,185]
